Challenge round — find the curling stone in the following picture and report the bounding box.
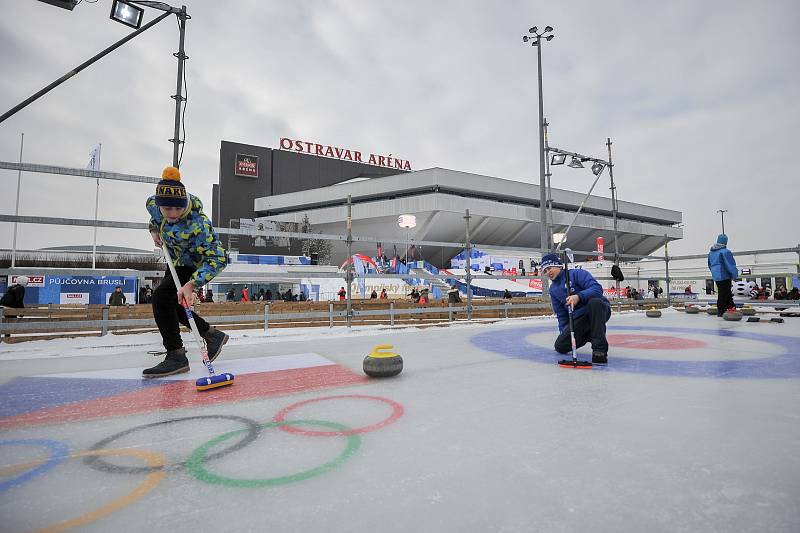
[685,306,700,314]
[741,306,756,316]
[363,344,403,378]
[746,317,760,323]
[646,308,662,318]
[706,306,718,315]
[723,310,743,321]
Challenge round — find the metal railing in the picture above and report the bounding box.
[0,298,684,340]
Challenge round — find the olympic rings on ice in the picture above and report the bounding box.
[0,394,404,530]
[0,439,69,492]
[272,394,405,436]
[186,419,361,487]
[0,445,166,533]
[85,415,261,474]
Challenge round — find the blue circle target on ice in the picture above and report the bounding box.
[471,325,800,379]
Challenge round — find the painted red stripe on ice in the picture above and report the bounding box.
[0,365,366,429]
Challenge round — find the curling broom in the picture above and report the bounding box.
[558,248,592,369]
[162,243,234,391]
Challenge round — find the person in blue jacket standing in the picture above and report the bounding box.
[541,253,612,364]
[707,234,737,316]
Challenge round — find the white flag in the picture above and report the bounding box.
[86,143,101,171]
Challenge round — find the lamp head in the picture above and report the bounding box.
[544,26,553,33]
[568,156,585,169]
[546,35,554,41]
[529,26,537,33]
[522,35,529,42]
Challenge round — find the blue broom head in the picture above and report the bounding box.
[196,373,235,391]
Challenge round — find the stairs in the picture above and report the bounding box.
[410,268,452,294]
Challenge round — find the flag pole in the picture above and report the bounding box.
[11,133,24,268]
[91,143,101,269]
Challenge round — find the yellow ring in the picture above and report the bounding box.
[4,448,167,533]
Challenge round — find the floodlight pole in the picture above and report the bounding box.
[607,138,620,306]
[11,133,24,268]
[0,10,171,125]
[523,26,554,300]
[464,209,473,321]
[535,37,548,259]
[346,195,353,328]
[170,5,188,167]
[717,209,727,234]
[543,119,553,249]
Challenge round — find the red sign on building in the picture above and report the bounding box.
[235,154,259,178]
[279,137,411,171]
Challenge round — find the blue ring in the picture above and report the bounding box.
[471,325,800,379]
[0,439,70,492]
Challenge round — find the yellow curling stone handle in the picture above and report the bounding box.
[368,344,398,358]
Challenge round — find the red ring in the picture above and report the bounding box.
[272,395,404,436]
[607,334,706,350]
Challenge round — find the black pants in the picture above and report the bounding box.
[153,266,209,351]
[554,298,612,354]
[715,279,734,316]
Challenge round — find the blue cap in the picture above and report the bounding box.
[540,253,563,272]
[717,234,728,245]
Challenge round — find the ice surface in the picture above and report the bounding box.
[1,309,799,532]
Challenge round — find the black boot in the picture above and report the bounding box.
[201,326,229,362]
[592,350,608,365]
[143,347,189,378]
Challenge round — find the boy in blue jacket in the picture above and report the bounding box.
[707,234,737,316]
[541,253,612,364]
[143,167,229,378]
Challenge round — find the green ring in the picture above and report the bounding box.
[186,419,361,487]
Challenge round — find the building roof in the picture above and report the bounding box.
[255,167,681,226]
[253,167,682,264]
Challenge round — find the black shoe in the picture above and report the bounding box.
[143,348,189,378]
[592,351,608,365]
[201,326,229,362]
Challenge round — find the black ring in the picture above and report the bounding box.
[84,415,261,474]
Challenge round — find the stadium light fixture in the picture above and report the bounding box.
[110,0,144,29]
[551,153,567,165]
[38,0,78,10]
[568,156,584,168]
[591,161,605,176]
[552,232,567,244]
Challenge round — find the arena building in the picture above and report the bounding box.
[213,139,683,268]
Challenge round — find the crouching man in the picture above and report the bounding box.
[541,253,612,365]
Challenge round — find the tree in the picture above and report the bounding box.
[298,214,332,265]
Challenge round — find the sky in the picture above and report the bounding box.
[1,0,798,258]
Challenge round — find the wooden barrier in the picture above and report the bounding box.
[1,298,666,343]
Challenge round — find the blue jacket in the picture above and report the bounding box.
[147,194,227,285]
[707,244,737,282]
[548,268,610,333]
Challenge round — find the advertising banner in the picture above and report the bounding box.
[235,153,259,178]
[60,292,89,305]
[11,275,45,287]
[0,276,139,305]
